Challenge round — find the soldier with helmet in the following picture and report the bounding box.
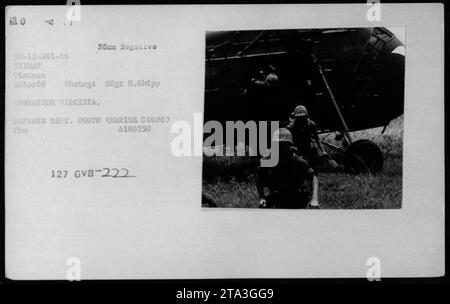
[251,64,279,87]
[287,105,329,171]
[249,64,282,120]
[256,128,319,209]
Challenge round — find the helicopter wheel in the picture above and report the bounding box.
[343,139,383,174]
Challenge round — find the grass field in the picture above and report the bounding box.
[202,115,403,209]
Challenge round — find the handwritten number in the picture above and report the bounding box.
[111,168,119,178]
[101,168,111,177]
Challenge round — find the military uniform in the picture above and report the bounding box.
[258,154,314,208]
[252,72,279,87]
[257,128,314,209]
[287,105,323,171]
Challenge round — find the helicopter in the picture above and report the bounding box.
[203,27,405,173]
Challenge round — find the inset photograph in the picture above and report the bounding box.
[202,28,405,209]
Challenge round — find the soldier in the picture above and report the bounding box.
[248,64,282,120]
[251,64,279,88]
[287,105,330,170]
[257,128,319,209]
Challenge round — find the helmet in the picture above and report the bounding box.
[265,73,279,85]
[291,105,309,117]
[272,128,293,144]
[260,64,276,74]
[266,64,276,72]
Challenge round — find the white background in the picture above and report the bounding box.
[5,4,445,279]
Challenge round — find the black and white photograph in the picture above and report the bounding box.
[202,28,405,209]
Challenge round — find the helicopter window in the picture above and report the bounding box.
[367,28,395,57]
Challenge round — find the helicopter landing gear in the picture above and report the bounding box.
[343,139,383,174]
[312,50,384,174]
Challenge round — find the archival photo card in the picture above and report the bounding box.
[4,4,444,280]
